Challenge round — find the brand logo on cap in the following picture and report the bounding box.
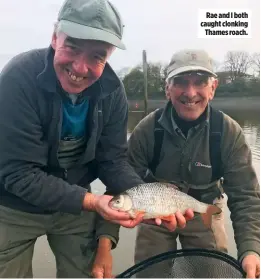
[191,53,197,60]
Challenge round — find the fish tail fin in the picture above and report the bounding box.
[200,205,222,228]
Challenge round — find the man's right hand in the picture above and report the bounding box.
[82,193,144,228]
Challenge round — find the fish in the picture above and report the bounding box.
[108,182,222,228]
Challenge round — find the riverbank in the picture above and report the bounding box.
[128,96,260,112]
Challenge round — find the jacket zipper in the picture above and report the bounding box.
[54,96,69,181]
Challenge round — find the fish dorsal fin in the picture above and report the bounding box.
[160,182,180,191]
[150,176,180,191]
[155,177,177,185]
[154,176,168,183]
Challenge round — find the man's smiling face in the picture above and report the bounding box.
[51,32,115,94]
[166,72,218,121]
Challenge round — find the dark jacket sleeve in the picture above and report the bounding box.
[0,67,87,214]
[94,84,145,248]
[95,214,120,249]
[95,84,144,195]
[222,114,260,260]
[127,113,155,180]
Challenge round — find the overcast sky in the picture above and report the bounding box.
[0,0,260,71]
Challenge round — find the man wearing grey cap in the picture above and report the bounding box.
[0,0,194,278]
[128,49,260,278]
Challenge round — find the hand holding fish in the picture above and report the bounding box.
[83,193,144,227]
[143,209,194,231]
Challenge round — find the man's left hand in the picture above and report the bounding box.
[242,254,260,278]
[143,209,194,231]
[92,238,113,278]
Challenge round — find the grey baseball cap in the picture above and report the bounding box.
[57,0,126,50]
[166,49,217,80]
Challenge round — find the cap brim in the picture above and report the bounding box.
[167,65,217,80]
[58,20,126,50]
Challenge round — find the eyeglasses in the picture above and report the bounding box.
[171,73,212,90]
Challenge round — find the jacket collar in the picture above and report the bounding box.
[37,45,122,100]
[158,100,211,136]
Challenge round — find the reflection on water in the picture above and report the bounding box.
[127,107,260,180]
[224,109,260,180]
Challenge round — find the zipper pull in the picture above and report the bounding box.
[64,169,68,180]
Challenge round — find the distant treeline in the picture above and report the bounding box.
[121,50,260,100]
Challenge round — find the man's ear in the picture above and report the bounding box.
[209,78,219,100]
[165,81,171,100]
[51,31,57,50]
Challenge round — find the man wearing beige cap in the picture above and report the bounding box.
[128,49,260,278]
[0,0,195,278]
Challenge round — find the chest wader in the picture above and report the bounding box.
[146,106,224,204]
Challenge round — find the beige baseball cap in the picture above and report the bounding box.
[166,49,217,79]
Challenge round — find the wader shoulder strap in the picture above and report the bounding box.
[209,106,224,181]
[149,108,164,175]
[149,106,224,181]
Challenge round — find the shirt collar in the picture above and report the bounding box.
[159,101,211,135]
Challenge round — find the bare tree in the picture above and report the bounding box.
[212,59,222,72]
[251,52,260,77]
[224,51,252,81]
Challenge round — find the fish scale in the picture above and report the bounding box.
[125,183,208,217]
[109,182,222,227]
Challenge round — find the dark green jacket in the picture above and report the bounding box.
[0,46,143,247]
[127,101,260,260]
